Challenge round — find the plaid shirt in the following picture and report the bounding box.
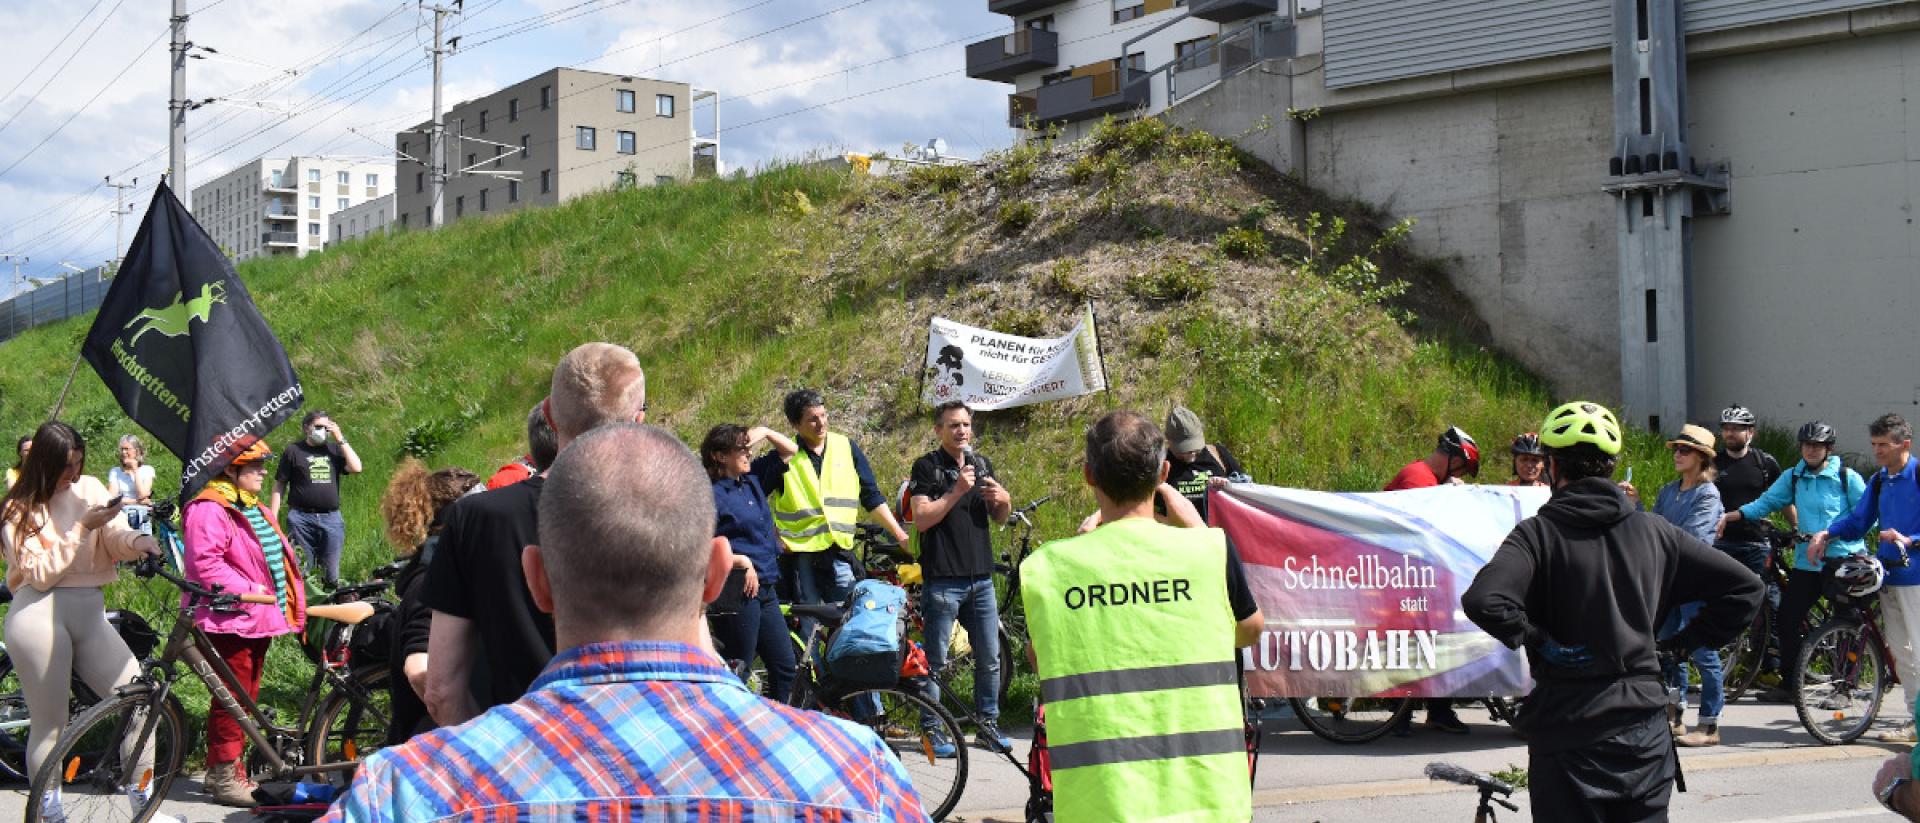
[320,641,929,823]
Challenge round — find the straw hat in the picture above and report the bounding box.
[1666,424,1717,459]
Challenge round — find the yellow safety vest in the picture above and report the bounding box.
[771,432,861,553]
[1021,517,1249,823]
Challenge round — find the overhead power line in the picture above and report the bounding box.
[0,0,130,143]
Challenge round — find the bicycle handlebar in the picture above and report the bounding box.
[133,554,247,612]
[1001,496,1052,532]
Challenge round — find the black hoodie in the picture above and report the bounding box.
[1463,477,1763,752]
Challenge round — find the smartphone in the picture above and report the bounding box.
[105,494,124,508]
[1624,466,1633,485]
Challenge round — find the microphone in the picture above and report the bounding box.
[1424,762,1513,796]
[961,444,977,473]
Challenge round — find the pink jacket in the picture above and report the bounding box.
[181,498,306,639]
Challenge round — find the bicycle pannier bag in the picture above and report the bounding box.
[825,579,908,687]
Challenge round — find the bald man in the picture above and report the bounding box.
[323,425,927,822]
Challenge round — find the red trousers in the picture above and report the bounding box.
[205,633,271,766]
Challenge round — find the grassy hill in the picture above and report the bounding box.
[0,117,1680,730]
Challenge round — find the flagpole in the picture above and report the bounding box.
[48,354,83,420]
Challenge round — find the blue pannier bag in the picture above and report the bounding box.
[825,579,908,688]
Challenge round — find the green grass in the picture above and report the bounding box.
[0,124,1700,737]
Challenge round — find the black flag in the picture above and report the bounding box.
[80,182,303,501]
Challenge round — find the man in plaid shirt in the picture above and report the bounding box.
[321,424,927,823]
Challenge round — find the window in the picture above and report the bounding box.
[308,222,320,236]
[401,213,410,228]
[615,170,637,189]
[617,130,636,154]
[576,126,596,150]
[508,98,519,122]
[1026,15,1055,30]
[415,172,424,193]
[520,134,530,159]
[655,94,674,117]
[334,225,343,241]
[1112,0,1180,22]
[308,169,321,182]
[616,89,636,113]
[466,153,476,168]
[479,110,488,133]
[1175,36,1217,69]
[479,189,489,212]
[655,175,674,186]
[540,169,552,193]
[337,197,349,210]
[455,195,465,217]
[366,173,379,188]
[309,195,321,208]
[508,180,519,203]
[426,206,433,224]
[337,171,349,185]
[540,85,552,109]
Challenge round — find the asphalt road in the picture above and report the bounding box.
[0,693,1909,821]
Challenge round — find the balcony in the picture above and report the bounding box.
[264,204,298,220]
[262,231,298,246]
[264,178,297,194]
[987,0,1063,15]
[1014,68,1151,128]
[967,29,1059,83]
[1189,0,1279,23]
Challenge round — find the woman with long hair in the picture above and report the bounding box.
[0,422,164,821]
[181,438,307,806]
[701,423,799,702]
[380,458,478,745]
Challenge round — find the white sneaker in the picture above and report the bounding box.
[125,786,184,823]
[41,788,65,823]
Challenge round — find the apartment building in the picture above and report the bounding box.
[395,68,718,229]
[968,0,1307,139]
[330,194,396,245]
[190,157,394,261]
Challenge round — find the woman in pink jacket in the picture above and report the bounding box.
[181,438,306,807]
[0,422,164,822]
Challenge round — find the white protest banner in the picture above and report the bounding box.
[922,304,1107,411]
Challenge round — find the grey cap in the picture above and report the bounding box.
[1166,406,1205,453]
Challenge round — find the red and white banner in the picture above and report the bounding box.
[1211,483,1549,699]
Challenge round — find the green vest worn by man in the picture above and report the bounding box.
[772,431,861,553]
[1021,517,1249,823]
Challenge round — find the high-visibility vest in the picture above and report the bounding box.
[771,432,861,553]
[1021,517,1248,823]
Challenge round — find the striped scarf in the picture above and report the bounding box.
[204,479,292,619]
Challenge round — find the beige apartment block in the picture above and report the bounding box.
[190,157,395,261]
[395,67,716,229]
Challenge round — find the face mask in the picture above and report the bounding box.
[307,429,327,446]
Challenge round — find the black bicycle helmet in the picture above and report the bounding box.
[1438,426,1481,477]
[1721,405,1757,427]
[1510,432,1544,456]
[1797,421,1838,446]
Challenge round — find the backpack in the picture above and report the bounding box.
[1792,460,1860,516]
[825,579,909,688]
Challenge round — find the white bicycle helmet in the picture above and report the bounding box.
[1829,554,1886,599]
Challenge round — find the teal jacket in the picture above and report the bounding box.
[1739,456,1868,571]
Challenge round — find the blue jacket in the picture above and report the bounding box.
[1827,456,1920,586]
[1653,480,1723,545]
[1740,456,1868,571]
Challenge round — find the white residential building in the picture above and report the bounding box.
[330,194,397,245]
[190,157,395,261]
[967,0,1307,140]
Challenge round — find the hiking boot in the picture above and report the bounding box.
[1876,723,1918,743]
[1676,723,1720,747]
[922,728,957,759]
[203,761,257,807]
[1666,703,1686,737]
[1757,685,1794,704]
[1425,710,1470,735]
[976,719,1014,753]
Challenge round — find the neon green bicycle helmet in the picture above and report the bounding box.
[1540,401,1623,455]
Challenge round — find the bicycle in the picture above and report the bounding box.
[0,589,162,783]
[781,600,969,822]
[1792,548,1905,745]
[25,522,394,823]
[1288,695,1517,744]
[1712,527,1834,703]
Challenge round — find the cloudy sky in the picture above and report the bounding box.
[0,0,1016,290]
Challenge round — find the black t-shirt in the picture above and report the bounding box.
[1223,535,1258,622]
[1167,445,1244,521]
[421,476,554,710]
[276,440,348,512]
[1714,448,1781,544]
[909,449,999,579]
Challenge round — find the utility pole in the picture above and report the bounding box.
[106,176,138,274]
[0,253,26,340]
[423,1,462,227]
[169,0,189,204]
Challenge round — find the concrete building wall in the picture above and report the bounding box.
[396,68,695,230]
[1169,6,1920,434]
[330,194,397,245]
[192,156,392,262]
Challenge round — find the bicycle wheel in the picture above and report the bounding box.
[943,626,1017,715]
[1288,696,1414,744]
[1483,697,1520,726]
[0,658,29,782]
[1720,606,1770,702]
[830,685,968,822]
[306,665,393,785]
[26,690,186,823]
[1793,619,1887,745]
